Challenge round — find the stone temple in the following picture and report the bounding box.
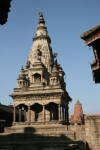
[9,12,72,125]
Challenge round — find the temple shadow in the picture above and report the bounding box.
[0,124,90,150]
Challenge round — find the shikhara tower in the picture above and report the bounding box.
[9,12,72,125]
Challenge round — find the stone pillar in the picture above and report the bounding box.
[58,104,61,121]
[65,107,67,122]
[53,104,55,120]
[66,107,69,124]
[62,106,64,121]
[28,105,31,123]
[43,105,45,122]
[50,79,51,85]
[51,79,53,84]
[52,110,53,120]
[19,108,21,122]
[33,111,35,122]
[24,109,26,122]
[13,106,16,122]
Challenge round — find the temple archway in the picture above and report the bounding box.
[31,103,42,122]
[15,104,28,122]
[45,102,58,121]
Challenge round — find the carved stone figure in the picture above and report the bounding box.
[36,45,41,60]
[34,77,41,82]
[49,57,53,66]
[25,60,30,69]
[53,52,58,58]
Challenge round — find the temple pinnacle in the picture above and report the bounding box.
[38,12,45,24]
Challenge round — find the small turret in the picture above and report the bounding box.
[17,66,28,88]
[50,62,60,85]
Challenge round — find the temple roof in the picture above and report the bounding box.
[80,24,100,45]
[81,24,100,38]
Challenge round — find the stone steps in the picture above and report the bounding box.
[1,124,79,143]
[1,125,75,141]
[2,131,75,140]
[4,124,69,133]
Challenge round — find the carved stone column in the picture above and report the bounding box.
[52,79,53,84]
[53,104,55,120]
[13,106,16,122]
[24,109,26,122]
[65,107,67,122]
[33,111,35,122]
[66,107,69,124]
[43,105,45,122]
[28,105,31,123]
[58,104,61,121]
[52,110,53,120]
[41,74,43,82]
[62,106,64,121]
[19,108,21,122]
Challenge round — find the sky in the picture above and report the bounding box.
[0,0,100,117]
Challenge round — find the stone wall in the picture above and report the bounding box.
[85,116,100,150]
[68,125,86,141]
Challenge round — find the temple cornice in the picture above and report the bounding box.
[32,35,51,44]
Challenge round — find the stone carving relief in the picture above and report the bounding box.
[36,48,41,60]
[25,60,30,69]
[53,52,58,58]
[49,57,53,66]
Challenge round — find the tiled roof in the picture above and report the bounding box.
[82,24,100,37]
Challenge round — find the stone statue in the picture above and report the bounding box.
[34,76,41,82]
[49,57,53,66]
[36,45,41,60]
[53,52,58,58]
[25,60,30,69]
[49,52,58,66]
